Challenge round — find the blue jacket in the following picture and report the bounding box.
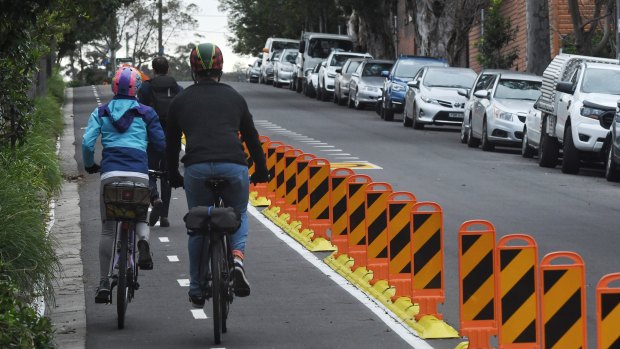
[82,96,166,175]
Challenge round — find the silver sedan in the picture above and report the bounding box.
[348,59,394,109]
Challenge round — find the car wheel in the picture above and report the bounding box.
[459,116,469,143]
[333,88,339,104]
[316,84,322,100]
[561,124,580,174]
[347,91,354,108]
[605,143,620,181]
[338,93,346,106]
[538,118,559,168]
[403,108,412,127]
[412,106,423,129]
[296,78,303,93]
[384,101,394,121]
[354,91,364,110]
[521,127,535,158]
[481,118,494,151]
[321,87,329,101]
[467,122,480,148]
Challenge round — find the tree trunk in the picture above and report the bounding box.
[525,0,550,74]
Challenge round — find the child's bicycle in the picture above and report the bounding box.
[184,178,241,345]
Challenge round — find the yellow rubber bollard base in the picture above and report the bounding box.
[406,315,460,339]
[388,297,420,321]
[368,280,395,306]
[454,342,468,349]
[346,266,373,291]
[275,212,291,229]
[307,237,337,252]
[286,220,302,234]
[249,192,271,207]
[325,253,354,275]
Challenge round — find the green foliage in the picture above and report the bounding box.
[0,93,62,304]
[47,68,65,104]
[0,272,55,349]
[476,0,518,69]
[219,0,346,56]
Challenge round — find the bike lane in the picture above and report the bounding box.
[67,84,423,348]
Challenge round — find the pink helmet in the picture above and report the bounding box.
[112,66,142,97]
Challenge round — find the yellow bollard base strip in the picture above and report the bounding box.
[345,266,373,291]
[275,212,291,229]
[368,280,395,306]
[287,226,314,247]
[249,192,271,207]
[307,237,337,252]
[388,297,420,321]
[405,315,460,339]
[454,342,469,349]
[324,253,355,275]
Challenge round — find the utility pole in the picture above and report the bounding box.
[158,0,163,56]
[617,0,620,59]
[125,32,129,58]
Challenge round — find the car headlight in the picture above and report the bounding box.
[392,83,406,92]
[580,106,606,119]
[420,94,438,104]
[327,72,336,78]
[493,106,514,121]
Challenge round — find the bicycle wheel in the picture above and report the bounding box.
[220,238,232,333]
[117,228,129,329]
[210,237,223,344]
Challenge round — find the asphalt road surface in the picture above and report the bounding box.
[73,80,619,348]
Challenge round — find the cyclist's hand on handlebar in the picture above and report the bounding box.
[85,163,100,174]
[250,170,269,184]
[169,171,184,188]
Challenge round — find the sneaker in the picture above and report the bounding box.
[159,216,170,227]
[137,240,153,270]
[149,198,163,226]
[233,259,251,297]
[95,278,110,303]
[189,293,205,308]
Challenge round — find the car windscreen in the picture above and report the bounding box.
[581,68,620,94]
[331,54,364,67]
[307,39,354,59]
[283,52,297,63]
[423,69,476,88]
[272,41,299,51]
[494,79,542,100]
[394,60,444,78]
[346,61,362,73]
[363,63,393,76]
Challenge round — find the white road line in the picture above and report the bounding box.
[320,149,342,152]
[190,309,208,319]
[167,255,180,262]
[247,206,434,349]
[344,160,369,163]
[159,237,170,243]
[301,140,319,143]
[330,153,351,156]
[314,145,334,148]
[333,157,358,159]
[177,279,190,287]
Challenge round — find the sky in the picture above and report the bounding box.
[166,0,252,72]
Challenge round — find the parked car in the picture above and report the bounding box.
[380,55,447,121]
[333,58,365,105]
[604,101,620,181]
[402,66,476,129]
[348,59,394,110]
[273,49,298,87]
[317,50,372,101]
[458,70,503,143]
[260,37,298,84]
[527,54,620,174]
[521,96,543,158]
[246,59,261,83]
[303,62,322,98]
[467,70,542,151]
[289,52,300,91]
[260,50,282,84]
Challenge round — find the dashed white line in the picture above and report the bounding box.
[167,255,180,262]
[320,149,342,152]
[314,145,334,148]
[330,153,351,156]
[159,237,170,243]
[190,309,208,319]
[177,279,190,287]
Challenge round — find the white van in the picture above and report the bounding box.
[260,38,298,84]
[295,32,354,92]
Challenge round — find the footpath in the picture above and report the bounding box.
[48,88,87,348]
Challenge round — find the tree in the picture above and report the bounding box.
[567,0,615,57]
[219,0,346,56]
[401,0,491,66]
[525,0,550,75]
[476,0,518,69]
[338,0,395,59]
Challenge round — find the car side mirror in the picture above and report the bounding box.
[335,68,342,74]
[381,70,389,77]
[262,48,269,53]
[457,88,469,97]
[407,80,419,88]
[474,90,489,98]
[556,81,575,94]
[321,61,327,67]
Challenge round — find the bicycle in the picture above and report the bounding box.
[101,172,161,329]
[184,178,241,345]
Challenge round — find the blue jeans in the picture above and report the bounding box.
[184,162,249,296]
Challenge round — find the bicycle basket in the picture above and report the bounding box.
[103,181,150,221]
[184,206,240,234]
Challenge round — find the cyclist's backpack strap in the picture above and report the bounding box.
[149,75,179,125]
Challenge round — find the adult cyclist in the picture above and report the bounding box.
[166,43,269,307]
[82,66,166,303]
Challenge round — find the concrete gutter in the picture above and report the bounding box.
[48,88,87,348]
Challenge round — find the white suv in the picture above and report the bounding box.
[316,50,372,101]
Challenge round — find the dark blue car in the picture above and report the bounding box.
[380,55,447,121]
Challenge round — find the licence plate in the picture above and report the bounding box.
[449,112,463,118]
